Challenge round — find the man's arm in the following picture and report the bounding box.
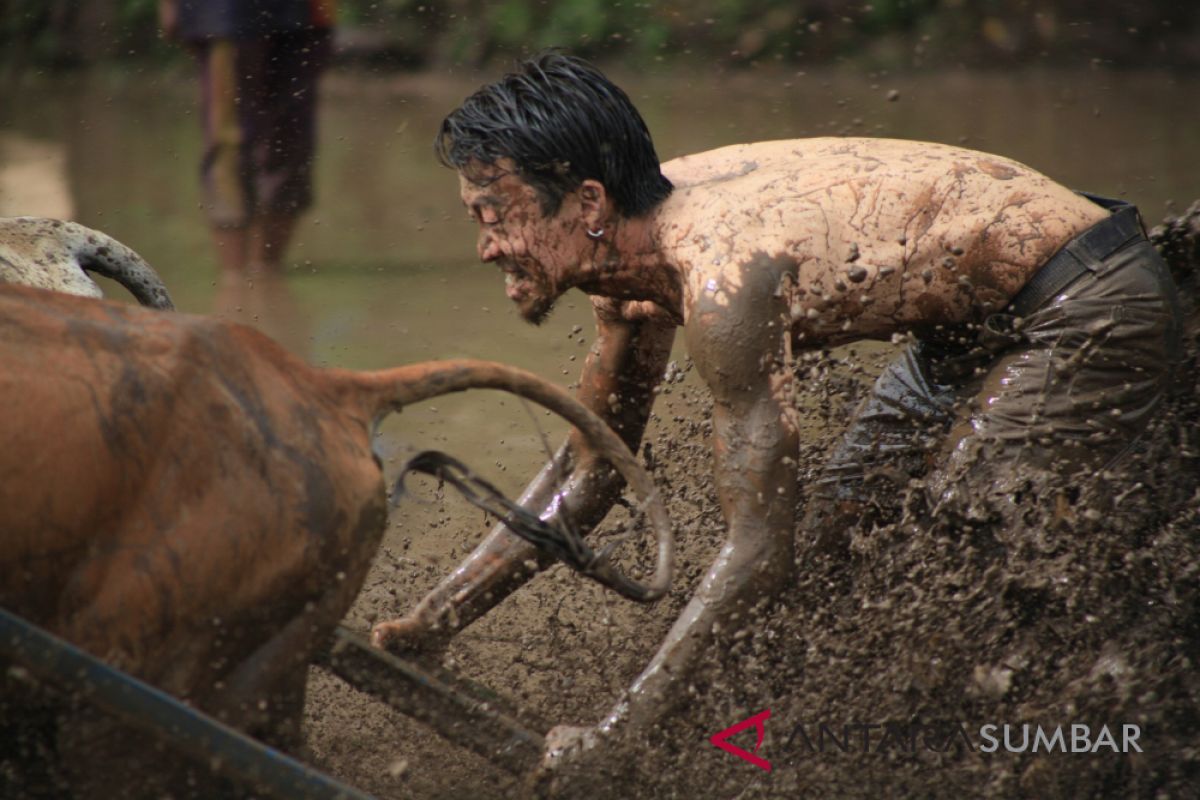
[595,361,797,736]
[372,300,675,653]
[541,262,801,774]
[541,349,798,780]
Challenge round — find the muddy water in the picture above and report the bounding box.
[1,67,1197,496]
[2,67,1198,799]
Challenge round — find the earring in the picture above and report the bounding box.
[586,227,605,239]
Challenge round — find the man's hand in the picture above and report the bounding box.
[542,724,598,767]
[530,724,614,798]
[371,309,675,655]
[370,611,453,660]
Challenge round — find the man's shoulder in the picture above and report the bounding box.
[663,139,812,188]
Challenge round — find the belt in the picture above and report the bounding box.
[1006,193,1147,319]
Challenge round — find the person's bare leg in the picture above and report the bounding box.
[211,225,248,274]
[217,213,307,355]
[247,212,298,274]
[212,226,253,323]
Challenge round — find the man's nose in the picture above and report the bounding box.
[478,231,499,262]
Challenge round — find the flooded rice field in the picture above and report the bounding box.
[2,66,1196,486]
[2,65,1198,798]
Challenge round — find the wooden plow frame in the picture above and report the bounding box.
[316,625,548,774]
[1,610,549,799]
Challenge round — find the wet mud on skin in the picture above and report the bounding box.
[299,209,1200,800]
[4,66,1198,796]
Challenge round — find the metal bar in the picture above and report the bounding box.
[316,626,546,775]
[0,607,374,800]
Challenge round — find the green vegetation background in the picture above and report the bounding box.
[2,1,1197,70]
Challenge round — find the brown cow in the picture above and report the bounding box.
[0,284,668,798]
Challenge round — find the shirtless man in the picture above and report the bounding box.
[371,53,1182,777]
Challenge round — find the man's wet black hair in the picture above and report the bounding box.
[435,52,674,218]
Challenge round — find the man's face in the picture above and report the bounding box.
[459,160,581,325]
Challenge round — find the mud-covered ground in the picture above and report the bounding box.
[305,208,1200,800]
[3,212,1195,799]
[309,345,1200,800]
[303,361,726,798]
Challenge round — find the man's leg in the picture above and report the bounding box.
[929,237,1183,526]
[247,212,298,275]
[198,35,311,277]
[801,340,962,554]
[210,35,319,352]
[196,40,252,274]
[244,29,330,274]
[210,226,248,274]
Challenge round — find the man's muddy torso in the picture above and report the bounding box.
[656,138,1108,349]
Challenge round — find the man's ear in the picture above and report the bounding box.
[578,179,610,230]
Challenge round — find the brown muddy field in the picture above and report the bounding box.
[1,69,1198,798]
[302,210,1200,800]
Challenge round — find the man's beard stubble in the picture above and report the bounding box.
[519,292,557,326]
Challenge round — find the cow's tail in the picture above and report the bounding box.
[52,219,175,310]
[336,358,675,602]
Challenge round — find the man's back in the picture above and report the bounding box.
[661,138,1107,338]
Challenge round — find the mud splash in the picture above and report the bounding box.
[302,204,1200,800]
[8,208,1185,798]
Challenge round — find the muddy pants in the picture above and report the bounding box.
[808,197,1183,535]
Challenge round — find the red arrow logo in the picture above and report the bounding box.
[709,709,772,771]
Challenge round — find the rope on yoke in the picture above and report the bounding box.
[395,450,660,601]
[395,449,600,572]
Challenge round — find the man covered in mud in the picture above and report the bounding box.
[371,53,1183,778]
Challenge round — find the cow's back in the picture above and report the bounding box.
[0,285,386,696]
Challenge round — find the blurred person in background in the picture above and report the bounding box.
[159,0,335,348]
